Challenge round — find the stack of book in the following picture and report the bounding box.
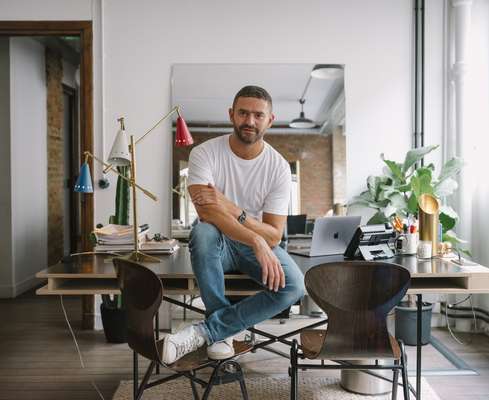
[93,224,179,254]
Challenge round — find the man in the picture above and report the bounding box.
[162,85,305,364]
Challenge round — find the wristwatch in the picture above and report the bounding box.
[237,210,247,224]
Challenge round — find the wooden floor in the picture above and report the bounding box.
[1,291,489,400]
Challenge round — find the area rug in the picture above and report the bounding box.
[112,376,440,399]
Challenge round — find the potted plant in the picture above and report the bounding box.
[349,145,469,344]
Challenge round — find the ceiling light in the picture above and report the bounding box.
[289,99,316,129]
[311,64,344,79]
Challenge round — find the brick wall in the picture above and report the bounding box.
[46,49,64,266]
[173,131,346,219]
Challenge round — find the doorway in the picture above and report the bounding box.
[0,21,94,255]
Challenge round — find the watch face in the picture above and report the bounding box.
[238,211,246,223]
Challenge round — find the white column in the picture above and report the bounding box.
[450,0,472,246]
[450,0,473,332]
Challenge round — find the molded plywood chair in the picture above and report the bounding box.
[114,258,251,400]
[290,261,411,400]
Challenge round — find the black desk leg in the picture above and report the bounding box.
[155,311,160,375]
[133,351,138,400]
[417,294,422,400]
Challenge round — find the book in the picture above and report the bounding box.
[94,238,179,254]
[93,224,150,245]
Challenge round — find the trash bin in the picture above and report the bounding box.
[395,301,433,345]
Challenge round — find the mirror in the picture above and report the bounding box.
[171,63,346,235]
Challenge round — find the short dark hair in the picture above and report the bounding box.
[232,85,273,111]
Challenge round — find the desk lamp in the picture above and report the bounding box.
[74,106,193,262]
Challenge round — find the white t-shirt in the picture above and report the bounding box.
[187,134,291,221]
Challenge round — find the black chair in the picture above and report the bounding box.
[115,257,251,400]
[290,261,411,400]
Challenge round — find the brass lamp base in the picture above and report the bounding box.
[126,250,161,263]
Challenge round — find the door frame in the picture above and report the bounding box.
[0,21,94,252]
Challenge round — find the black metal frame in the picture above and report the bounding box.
[132,351,248,400]
[289,338,411,400]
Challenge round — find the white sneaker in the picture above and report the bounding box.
[161,324,206,364]
[207,337,235,360]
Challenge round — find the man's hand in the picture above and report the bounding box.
[191,183,240,217]
[252,236,285,292]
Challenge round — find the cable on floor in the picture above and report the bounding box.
[60,295,105,400]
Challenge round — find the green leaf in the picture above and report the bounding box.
[443,230,468,244]
[439,212,457,233]
[439,205,459,220]
[402,145,439,173]
[438,157,464,182]
[410,174,433,198]
[381,155,404,182]
[377,184,399,201]
[458,248,473,257]
[398,183,411,192]
[388,192,408,211]
[367,176,380,199]
[367,211,389,225]
[407,192,418,215]
[416,167,433,181]
[434,177,458,198]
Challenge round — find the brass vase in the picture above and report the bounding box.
[418,194,439,256]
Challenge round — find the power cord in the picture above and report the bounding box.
[60,295,105,400]
[443,295,477,345]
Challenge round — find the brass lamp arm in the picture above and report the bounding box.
[135,105,180,145]
[83,151,157,201]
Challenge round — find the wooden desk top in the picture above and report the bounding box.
[36,246,489,295]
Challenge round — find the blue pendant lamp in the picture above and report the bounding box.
[74,160,94,193]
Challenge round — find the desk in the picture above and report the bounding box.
[36,248,489,400]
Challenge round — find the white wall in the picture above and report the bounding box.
[9,37,48,296]
[97,0,414,234]
[0,38,13,296]
[0,0,415,236]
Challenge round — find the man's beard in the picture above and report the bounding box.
[233,124,265,144]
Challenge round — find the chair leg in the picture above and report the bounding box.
[201,362,220,400]
[189,370,200,400]
[290,339,299,400]
[223,361,250,400]
[135,360,155,400]
[392,359,400,400]
[399,340,410,400]
[133,351,138,400]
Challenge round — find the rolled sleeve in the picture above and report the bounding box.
[262,164,291,215]
[187,146,215,187]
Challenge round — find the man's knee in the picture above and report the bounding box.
[280,268,306,306]
[286,278,306,305]
[189,222,222,252]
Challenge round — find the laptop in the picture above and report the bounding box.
[288,216,361,257]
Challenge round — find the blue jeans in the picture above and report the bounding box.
[189,222,305,344]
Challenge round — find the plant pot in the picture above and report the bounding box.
[100,303,127,343]
[395,301,433,346]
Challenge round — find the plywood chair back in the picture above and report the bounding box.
[304,261,410,360]
[114,258,163,363]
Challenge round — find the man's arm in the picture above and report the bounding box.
[190,183,285,247]
[188,184,285,292]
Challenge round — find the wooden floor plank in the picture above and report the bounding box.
[1,290,489,399]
